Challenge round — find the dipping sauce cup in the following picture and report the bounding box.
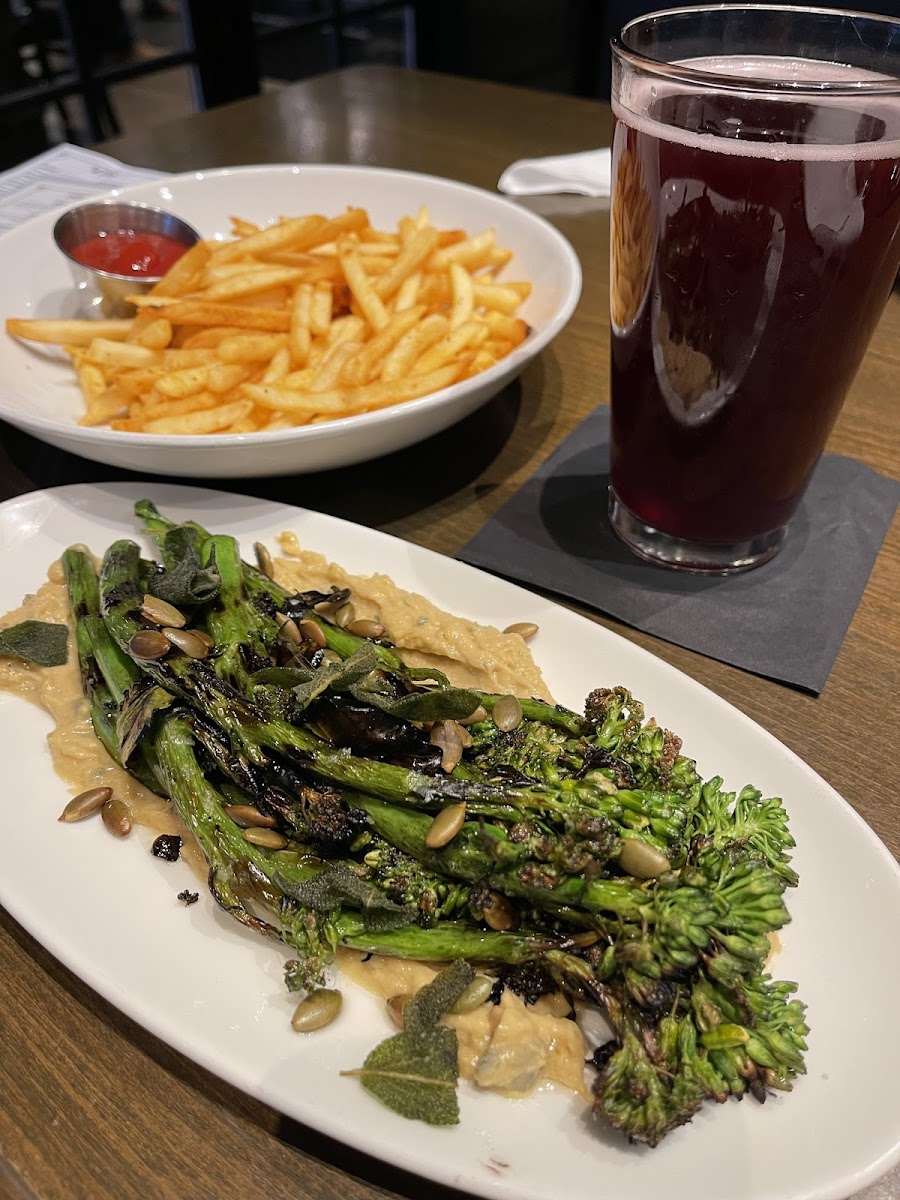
[53,200,200,319]
[608,5,900,573]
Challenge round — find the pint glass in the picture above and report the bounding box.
[609,6,900,572]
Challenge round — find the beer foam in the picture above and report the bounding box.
[614,55,900,161]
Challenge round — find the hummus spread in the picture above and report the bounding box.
[275,533,552,700]
[0,544,586,1104]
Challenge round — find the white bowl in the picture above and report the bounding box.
[0,164,582,477]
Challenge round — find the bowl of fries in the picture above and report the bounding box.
[0,165,581,477]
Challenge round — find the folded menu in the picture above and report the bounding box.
[458,406,899,693]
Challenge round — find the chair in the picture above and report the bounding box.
[0,0,261,148]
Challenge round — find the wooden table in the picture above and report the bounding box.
[0,66,897,1200]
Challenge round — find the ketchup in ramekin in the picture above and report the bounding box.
[53,200,201,317]
[68,229,190,277]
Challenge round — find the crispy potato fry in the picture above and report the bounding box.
[6,317,132,345]
[473,280,531,313]
[230,216,260,237]
[243,360,460,417]
[160,347,217,368]
[202,261,280,284]
[213,214,328,264]
[133,300,291,332]
[449,262,475,328]
[311,341,363,391]
[310,282,333,337]
[393,271,422,312]
[261,345,291,385]
[78,385,129,426]
[483,312,530,346]
[429,228,496,271]
[140,391,219,420]
[155,364,213,399]
[289,283,312,368]
[344,305,427,385]
[337,237,389,331]
[243,361,465,417]
[143,397,253,434]
[381,314,450,382]
[372,227,439,300]
[217,333,288,363]
[7,205,532,435]
[202,266,304,301]
[180,326,248,349]
[325,314,367,348]
[411,320,489,375]
[208,363,251,394]
[87,338,161,369]
[264,413,295,430]
[134,317,174,349]
[148,240,212,298]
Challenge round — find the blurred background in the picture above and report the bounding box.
[1,0,899,169]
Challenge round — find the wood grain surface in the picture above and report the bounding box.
[0,66,896,1200]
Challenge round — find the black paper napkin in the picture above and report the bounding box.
[458,406,900,693]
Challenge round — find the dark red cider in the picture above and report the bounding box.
[610,72,900,543]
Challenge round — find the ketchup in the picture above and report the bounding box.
[68,229,189,277]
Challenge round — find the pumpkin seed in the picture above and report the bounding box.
[254,542,274,579]
[424,801,467,848]
[492,694,523,732]
[275,612,302,644]
[225,804,276,829]
[346,618,385,639]
[141,594,187,628]
[59,786,112,823]
[429,721,463,774]
[618,838,671,879]
[101,796,132,838]
[386,993,413,1030]
[243,827,288,849]
[335,602,356,628]
[128,629,171,661]
[162,628,209,659]
[291,988,342,1032]
[458,705,487,727]
[297,619,327,648]
[449,975,494,1014]
[482,891,519,932]
[503,621,539,641]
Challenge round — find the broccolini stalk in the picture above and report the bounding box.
[62,546,162,795]
[198,533,277,692]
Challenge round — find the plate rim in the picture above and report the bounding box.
[0,162,583,447]
[0,479,898,1200]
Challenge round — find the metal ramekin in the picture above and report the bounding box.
[53,200,201,319]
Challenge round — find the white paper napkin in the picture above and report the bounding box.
[497,148,612,198]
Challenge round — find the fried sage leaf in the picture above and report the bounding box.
[150,527,220,606]
[351,682,481,723]
[0,619,68,666]
[283,863,414,931]
[344,960,475,1125]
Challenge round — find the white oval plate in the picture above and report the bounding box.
[0,165,581,477]
[0,482,897,1200]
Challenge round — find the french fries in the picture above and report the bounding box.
[5,206,533,434]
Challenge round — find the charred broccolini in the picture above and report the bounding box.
[58,501,807,1147]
